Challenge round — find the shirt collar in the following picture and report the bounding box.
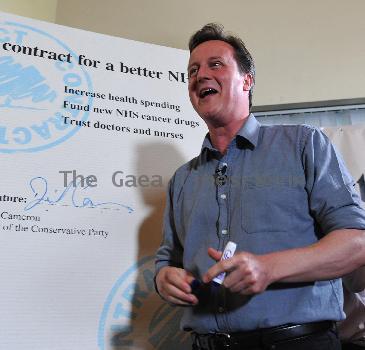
[236,113,260,148]
[201,113,261,152]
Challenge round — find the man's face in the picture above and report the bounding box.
[188,40,249,126]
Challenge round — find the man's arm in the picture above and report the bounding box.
[155,174,198,306]
[203,228,365,295]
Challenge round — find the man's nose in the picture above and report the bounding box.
[196,65,211,82]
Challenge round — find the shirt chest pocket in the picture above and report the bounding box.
[240,186,297,234]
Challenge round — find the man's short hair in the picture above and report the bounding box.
[189,23,255,110]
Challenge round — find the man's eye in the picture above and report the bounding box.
[189,67,198,77]
[211,61,222,68]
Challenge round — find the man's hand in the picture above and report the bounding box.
[156,266,198,306]
[200,230,365,295]
[203,248,273,295]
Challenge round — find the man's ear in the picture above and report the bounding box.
[243,74,253,91]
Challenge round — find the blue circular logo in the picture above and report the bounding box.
[98,256,190,349]
[0,20,93,153]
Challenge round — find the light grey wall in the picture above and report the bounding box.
[0,0,57,22]
[53,0,365,106]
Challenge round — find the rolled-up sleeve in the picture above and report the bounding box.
[302,127,365,234]
[155,176,184,277]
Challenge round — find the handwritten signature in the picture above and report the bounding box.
[24,176,134,213]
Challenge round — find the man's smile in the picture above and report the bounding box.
[199,88,218,99]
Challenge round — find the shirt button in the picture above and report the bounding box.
[220,194,227,199]
[221,229,228,235]
[218,307,225,313]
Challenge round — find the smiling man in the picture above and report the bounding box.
[155,23,365,350]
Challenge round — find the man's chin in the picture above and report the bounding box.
[198,111,226,127]
[197,110,215,120]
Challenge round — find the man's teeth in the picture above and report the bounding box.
[200,88,218,98]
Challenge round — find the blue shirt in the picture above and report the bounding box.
[155,114,365,333]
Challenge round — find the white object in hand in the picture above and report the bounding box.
[212,241,237,285]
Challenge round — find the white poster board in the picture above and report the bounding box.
[0,12,207,350]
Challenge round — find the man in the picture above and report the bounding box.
[155,23,365,350]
